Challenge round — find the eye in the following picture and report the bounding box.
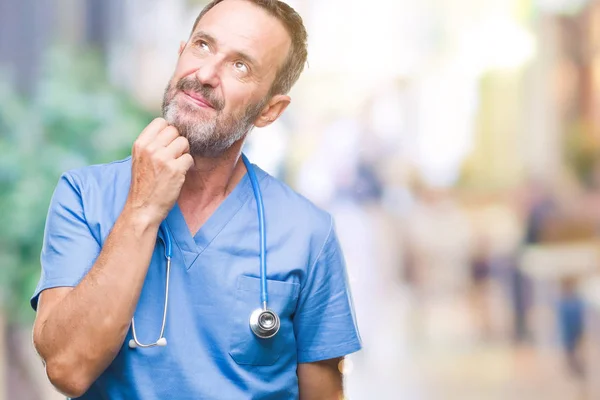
[234,61,248,73]
[196,40,210,51]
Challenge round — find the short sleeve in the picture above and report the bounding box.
[293,218,362,363]
[30,172,101,311]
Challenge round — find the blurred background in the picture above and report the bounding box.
[3,0,600,398]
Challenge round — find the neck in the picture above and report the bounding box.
[179,140,247,212]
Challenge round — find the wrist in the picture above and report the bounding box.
[119,206,161,236]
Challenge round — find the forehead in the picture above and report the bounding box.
[194,0,291,70]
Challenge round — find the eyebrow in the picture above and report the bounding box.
[191,30,260,70]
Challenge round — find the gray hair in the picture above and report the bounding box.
[191,0,308,96]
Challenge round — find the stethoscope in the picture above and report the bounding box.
[128,154,280,349]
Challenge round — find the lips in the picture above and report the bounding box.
[183,90,214,109]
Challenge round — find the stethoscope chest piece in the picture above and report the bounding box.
[249,308,280,339]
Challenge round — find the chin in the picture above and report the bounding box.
[166,107,212,132]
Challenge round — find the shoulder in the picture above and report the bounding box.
[63,156,132,191]
[57,157,132,240]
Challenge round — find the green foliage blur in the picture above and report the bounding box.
[0,46,154,324]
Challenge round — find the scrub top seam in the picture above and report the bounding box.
[300,214,334,294]
[297,337,361,353]
[165,216,196,265]
[188,170,269,267]
[68,171,102,247]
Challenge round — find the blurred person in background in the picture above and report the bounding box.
[402,181,473,300]
[29,0,361,398]
[557,277,585,378]
[512,179,556,343]
[469,234,494,340]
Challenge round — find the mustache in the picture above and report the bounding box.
[176,78,225,111]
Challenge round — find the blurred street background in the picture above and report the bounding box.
[3,0,600,399]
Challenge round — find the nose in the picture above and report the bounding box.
[195,58,221,88]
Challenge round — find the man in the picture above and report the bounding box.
[30,0,361,399]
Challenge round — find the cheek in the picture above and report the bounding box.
[221,83,254,114]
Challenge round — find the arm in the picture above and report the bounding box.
[32,118,194,398]
[33,210,159,397]
[298,358,344,400]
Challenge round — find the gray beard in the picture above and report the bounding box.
[162,93,267,159]
[163,104,245,158]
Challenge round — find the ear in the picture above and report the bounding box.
[254,95,291,128]
[178,41,187,56]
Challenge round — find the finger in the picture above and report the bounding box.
[152,126,181,149]
[173,153,194,172]
[161,136,190,159]
[136,118,169,147]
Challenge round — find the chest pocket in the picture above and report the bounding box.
[229,275,300,366]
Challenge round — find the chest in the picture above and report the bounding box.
[178,200,223,237]
[130,228,305,352]
[109,238,304,400]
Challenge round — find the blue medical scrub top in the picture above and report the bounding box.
[31,156,362,399]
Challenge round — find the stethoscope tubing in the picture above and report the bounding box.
[129,153,274,349]
[241,154,268,309]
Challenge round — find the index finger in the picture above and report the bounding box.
[136,118,169,147]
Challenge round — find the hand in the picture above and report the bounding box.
[124,118,194,226]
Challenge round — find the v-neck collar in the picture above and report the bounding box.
[164,164,262,269]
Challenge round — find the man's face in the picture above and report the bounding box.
[162,0,292,158]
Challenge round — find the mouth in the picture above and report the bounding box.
[182,90,214,109]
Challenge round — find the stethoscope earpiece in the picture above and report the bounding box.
[128,337,167,349]
[129,251,172,349]
[249,308,280,339]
